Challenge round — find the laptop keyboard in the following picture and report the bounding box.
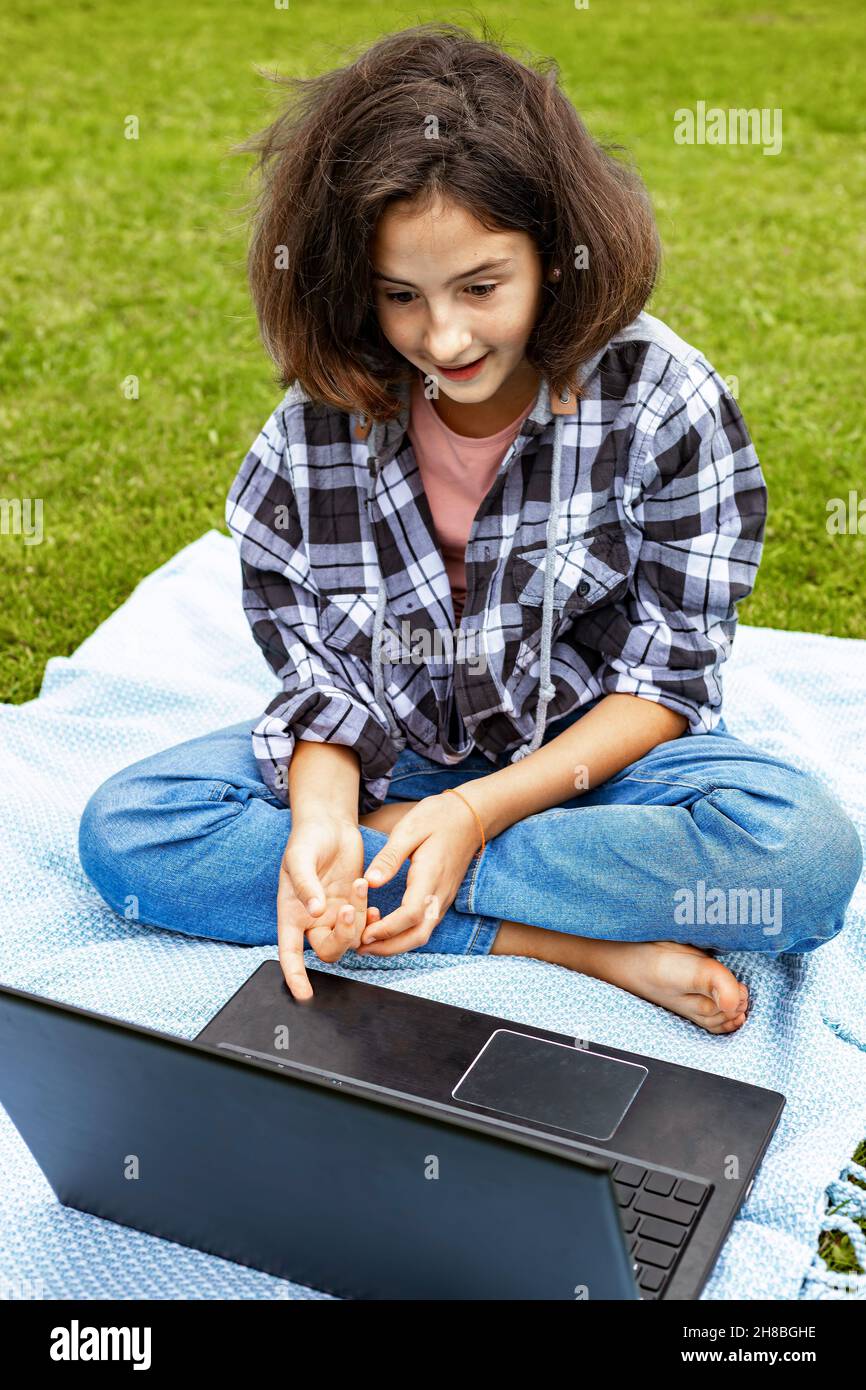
[612,1160,711,1299]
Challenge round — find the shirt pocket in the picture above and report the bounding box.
[510,528,631,671]
[318,591,378,661]
[320,590,453,684]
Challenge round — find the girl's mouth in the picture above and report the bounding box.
[434,353,490,381]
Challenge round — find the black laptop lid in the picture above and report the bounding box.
[0,984,640,1300]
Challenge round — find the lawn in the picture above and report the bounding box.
[1,0,864,1282]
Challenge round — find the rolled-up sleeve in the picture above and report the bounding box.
[226,408,401,810]
[596,358,768,732]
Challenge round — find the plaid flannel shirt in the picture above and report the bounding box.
[226,312,767,813]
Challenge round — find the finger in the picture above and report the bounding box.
[364,827,416,888]
[350,878,366,934]
[308,880,368,962]
[363,890,440,945]
[277,871,313,1001]
[363,854,439,942]
[284,837,328,916]
[305,909,349,957]
[309,895,378,950]
[361,882,441,943]
[327,879,368,947]
[344,878,368,940]
[357,917,435,956]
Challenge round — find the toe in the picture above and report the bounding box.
[702,965,743,1017]
[690,994,723,1020]
[714,1011,747,1034]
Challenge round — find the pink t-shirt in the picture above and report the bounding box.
[408,372,534,624]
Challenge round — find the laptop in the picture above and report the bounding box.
[0,961,784,1300]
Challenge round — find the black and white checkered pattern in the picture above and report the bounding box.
[226,312,767,811]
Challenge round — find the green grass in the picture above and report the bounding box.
[818,1139,866,1283]
[1,0,864,1285]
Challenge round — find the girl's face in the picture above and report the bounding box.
[371,194,548,432]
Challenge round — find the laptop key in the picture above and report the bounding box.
[619,1210,640,1234]
[675,1178,707,1205]
[613,1161,646,1187]
[614,1182,635,1208]
[638,1215,686,1247]
[644,1171,677,1197]
[635,1239,676,1270]
[638,1266,666,1293]
[634,1192,696,1225]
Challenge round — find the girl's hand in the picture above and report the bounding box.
[279,814,380,1000]
[357,792,483,956]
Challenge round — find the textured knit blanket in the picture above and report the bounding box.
[1,529,864,1301]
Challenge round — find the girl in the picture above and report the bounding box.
[79,22,862,1032]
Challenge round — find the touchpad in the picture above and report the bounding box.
[451,1029,647,1141]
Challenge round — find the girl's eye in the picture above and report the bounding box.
[383,283,498,305]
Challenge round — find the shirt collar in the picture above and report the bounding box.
[376,371,553,462]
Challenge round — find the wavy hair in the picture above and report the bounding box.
[233,18,661,422]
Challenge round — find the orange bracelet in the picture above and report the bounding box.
[443,787,486,858]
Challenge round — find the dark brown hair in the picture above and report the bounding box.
[234,17,661,422]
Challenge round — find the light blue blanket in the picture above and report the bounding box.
[1,530,864,1301]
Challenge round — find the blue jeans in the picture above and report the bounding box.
[78,709,863,958]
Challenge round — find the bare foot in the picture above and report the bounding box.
[494,924,749,1035]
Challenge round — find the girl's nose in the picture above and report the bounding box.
[423,319,473,366]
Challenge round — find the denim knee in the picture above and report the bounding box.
[77,763,186,914]
[762,774,862,952]
[78,769,137,911]
[79,760,245,912]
